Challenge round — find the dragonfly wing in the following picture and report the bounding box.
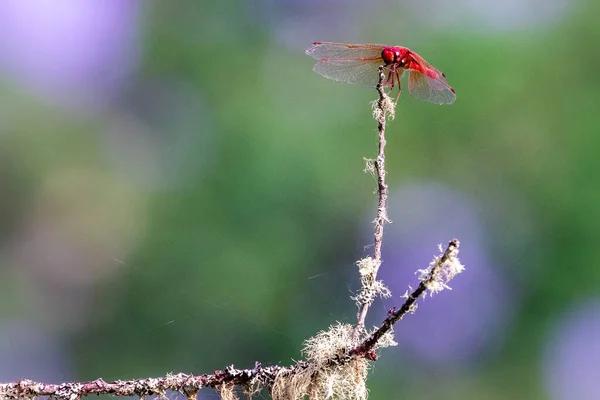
[313,58,388,87]
[408,69,456,105]
[306,42,385,60]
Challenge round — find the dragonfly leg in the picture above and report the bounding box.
[394,69,402,105]
[385,67,396,98]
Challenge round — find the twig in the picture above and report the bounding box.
[350,239,461,358]
[352,66,392,341]
[372,67,391,266]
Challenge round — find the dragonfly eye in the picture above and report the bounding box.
[381,48,396,65]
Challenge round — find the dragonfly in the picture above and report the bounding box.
[306,42,456,105]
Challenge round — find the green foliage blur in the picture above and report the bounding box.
[1,1,599,399]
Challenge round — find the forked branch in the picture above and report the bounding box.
[0,65,464,400]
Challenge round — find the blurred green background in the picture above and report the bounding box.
[1,1,599,399]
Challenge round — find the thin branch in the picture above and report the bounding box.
[372,67,391,264]
[353,66,393,341]
[349,239,461,358]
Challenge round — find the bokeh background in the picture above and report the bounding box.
[0,1,599,399]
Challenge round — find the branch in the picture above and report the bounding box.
[0,363,284,399]
[0,240,462,400]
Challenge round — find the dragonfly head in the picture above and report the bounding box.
[381,46,411,68]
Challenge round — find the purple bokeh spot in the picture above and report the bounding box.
[369,182,514,365]
[0,0,140,108]
[543,299,600,400]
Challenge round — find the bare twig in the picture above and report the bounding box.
[350,239,461,358]
[353,66,393,341]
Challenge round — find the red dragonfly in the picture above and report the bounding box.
[306,42,456,105]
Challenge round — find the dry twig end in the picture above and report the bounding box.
[417,239,464,296]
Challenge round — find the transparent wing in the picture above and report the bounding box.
[408,68,456,105]
[312,58,390,87]
[306,42,385,60]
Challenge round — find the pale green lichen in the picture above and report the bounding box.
[272,323,370,400]
[352,257,391,309]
